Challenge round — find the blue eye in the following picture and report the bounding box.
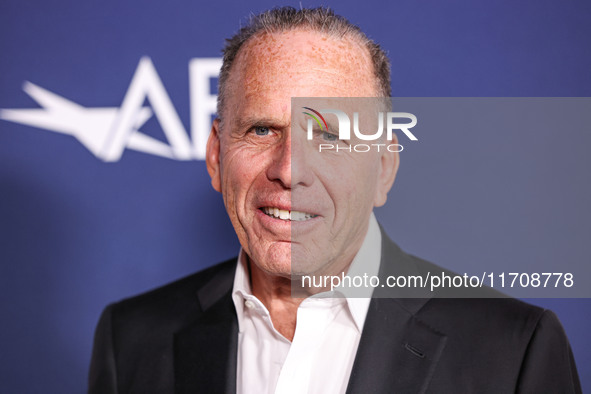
[322,131,338,141]
[254,126,270,136]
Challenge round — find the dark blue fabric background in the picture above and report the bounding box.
[0,1,589,392]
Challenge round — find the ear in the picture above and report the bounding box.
[206,119,222,192]
[374,135,400,207]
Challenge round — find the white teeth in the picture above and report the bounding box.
[289,211,307,221]
[262,207,318,221]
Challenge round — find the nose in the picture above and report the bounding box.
[266,130,314,188]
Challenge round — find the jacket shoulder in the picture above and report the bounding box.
[89,258,237,393]
[108,257,237,330]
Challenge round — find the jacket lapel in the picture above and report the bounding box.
[346,298,447,394]
[346,232,448,394]
[174,262,238,394]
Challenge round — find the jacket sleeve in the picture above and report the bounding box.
[516,309,582,393]
[88,304,118,394]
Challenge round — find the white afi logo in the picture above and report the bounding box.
[0,57,221,161]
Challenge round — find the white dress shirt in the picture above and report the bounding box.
[232,213,382,394]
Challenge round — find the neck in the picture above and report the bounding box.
[249,262,304,341]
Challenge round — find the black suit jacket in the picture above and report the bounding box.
[89,234,581,393]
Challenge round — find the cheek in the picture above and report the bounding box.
[218,150,248,212]
[334,158,381,208]
[220,143,253,185]
[219,146,268,210]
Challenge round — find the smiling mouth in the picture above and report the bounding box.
[261,207,318,221]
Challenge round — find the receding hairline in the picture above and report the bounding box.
[218,28,382,124]
[227,28,377,85]
[216,7,392,122]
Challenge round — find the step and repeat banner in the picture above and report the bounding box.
[1,0,590,392]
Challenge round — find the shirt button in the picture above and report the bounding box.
[244,300,255,309]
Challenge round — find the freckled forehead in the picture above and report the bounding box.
[227,29,378,99]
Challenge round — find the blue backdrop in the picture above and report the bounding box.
[1,1,589,392]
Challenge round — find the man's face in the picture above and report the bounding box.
[207,30,398,279]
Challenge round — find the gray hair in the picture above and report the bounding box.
[217,6,391,119]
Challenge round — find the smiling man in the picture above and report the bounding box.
[89,7,581,394]
[206,21,397,340]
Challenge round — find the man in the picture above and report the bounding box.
[89,7,581,393]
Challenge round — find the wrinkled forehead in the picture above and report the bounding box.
[224,29,378,104]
